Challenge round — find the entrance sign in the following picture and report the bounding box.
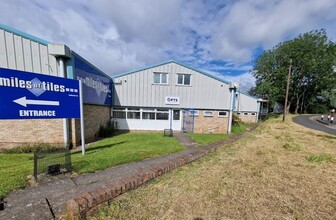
[0,68,80,119]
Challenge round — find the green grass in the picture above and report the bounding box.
[0,132,183,199]
[306,154,336,163]
[186,124,251,146]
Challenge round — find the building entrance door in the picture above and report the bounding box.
[182,109,195,133]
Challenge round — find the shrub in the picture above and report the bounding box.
[98,121,117,138]
[1,143,65,154]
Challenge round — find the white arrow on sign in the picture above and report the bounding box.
[13,96,60,107]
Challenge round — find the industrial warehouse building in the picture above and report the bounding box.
[0,24,259,149]
[112,61,259,133]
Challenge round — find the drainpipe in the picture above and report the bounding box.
[257,99,263,123]
[228,83,238,134]
[58,58,69,147]
[48,44,72,148]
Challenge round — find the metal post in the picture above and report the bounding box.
[59,58,69,147]
[228,87,236,134]
[79,81,85,155]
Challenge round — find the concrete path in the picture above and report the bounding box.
[173,132,197,149]
[0,128,256,220]
[292,115,336,135]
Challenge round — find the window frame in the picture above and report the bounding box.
[177,73,191,86]
[153,72,168,85]
[189,110,199,116]
[203,110,214,117]
[218,111,228,117]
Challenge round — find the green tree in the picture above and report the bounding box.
[250,29,336,113]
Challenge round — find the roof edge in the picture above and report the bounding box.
[113,60,230,85]
[0,23,50,45]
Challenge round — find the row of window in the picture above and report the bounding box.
[154,72,191,86]
[237,112,256,116]
[188,110,228,117]
[113,108,180,120]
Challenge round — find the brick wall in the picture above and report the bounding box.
[0,119,64,148]
[70,104,111,147]
[238,113,257,123]
[193,110,229,134]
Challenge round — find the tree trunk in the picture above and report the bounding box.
[294,93,300,114]
[286,101,291,113]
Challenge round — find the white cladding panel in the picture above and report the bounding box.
[235,92,258,112]
[113,63,232,109]
[0,29,58,76]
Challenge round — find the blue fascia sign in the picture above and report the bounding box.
[73,54,112,106]
[0,68,80,119]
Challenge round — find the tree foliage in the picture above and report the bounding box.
[250,29,336,113]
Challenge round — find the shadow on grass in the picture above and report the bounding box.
[71,141,127,155]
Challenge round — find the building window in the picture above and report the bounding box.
[243,112,249,116]
[127,108,140,119]
[218,111,228,117]
[204,111,214,117]
[189,110,199,116]
[236,112,241,115]
[156,109,169,120]
[142,108,155,120]
[251,112,256,116]
[173,110,180,120]
[112,108,126,119]
[177,74,191,85]
[153,72,168,84]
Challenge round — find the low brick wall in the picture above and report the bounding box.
[65,124,259,220]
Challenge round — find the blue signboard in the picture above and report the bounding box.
[0,68,80,119]
[73,54,112,106]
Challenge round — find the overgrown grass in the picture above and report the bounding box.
[186,123,251,145]
[0,132,183,199]
[91,115,336,219]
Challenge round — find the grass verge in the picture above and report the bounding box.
[0,132,183,199]
[91,115,336,219]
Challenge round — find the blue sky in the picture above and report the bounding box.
[1,0,336,90]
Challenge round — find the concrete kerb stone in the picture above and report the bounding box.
[65,125,259,219]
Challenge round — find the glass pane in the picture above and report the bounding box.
[143,112,155,120]
[161,73,167,84]
[218,111,227,116]
[184,74,190,85]
[177,74,183,84]
[156,113,169,120]
[157,109,168,112]
[113,111,126,119]
[154,73,160,83]
[127,112,140,119]
[173,110,180,120]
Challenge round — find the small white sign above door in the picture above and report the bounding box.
[165,97,180,105]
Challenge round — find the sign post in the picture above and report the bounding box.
[0,68,85,154]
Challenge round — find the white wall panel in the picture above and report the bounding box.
[0,30,8,68]
[113,62,235,110]
[5,32,16,69]
[0,28,59,76]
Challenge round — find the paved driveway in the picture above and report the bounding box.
[292,115,336,136]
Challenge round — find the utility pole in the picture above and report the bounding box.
[282,59,292,122]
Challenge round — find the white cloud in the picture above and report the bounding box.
[0,0,335,88]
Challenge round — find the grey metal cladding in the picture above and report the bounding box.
[113,62,232,109]
[0,29,58,76]
[235,92,258,112]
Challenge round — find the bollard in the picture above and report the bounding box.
[321,114,324,120]
[328,115,330,121]
[331,117,334,124]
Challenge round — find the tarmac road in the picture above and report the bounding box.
[292,115,336,136]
